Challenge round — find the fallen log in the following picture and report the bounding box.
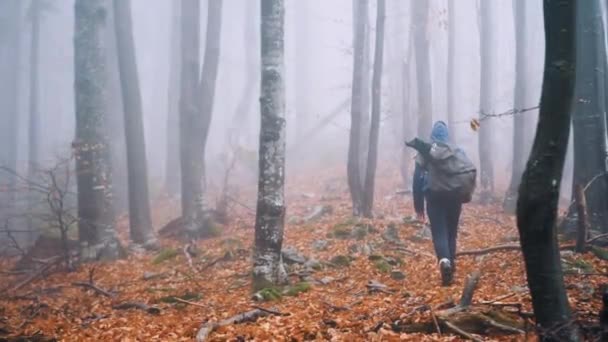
[196,308,272,341]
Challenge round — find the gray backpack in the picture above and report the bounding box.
[426,142,477,203]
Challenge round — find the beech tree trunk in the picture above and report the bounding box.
[198,0,223,192]
[570,0,608,233]
[113,0,156,246]
[229,0,258,145]
[478,0,495,202]
[253,0,288,291]
[0,0,20,235]
[347,0,368,216]
[179,0,206,236]
[361,0,385,218]
[516,0,579,339]
[504,0,528,213]
[411,0,432,136]
[165,0,181,197]
[27,0,42,245]
[446,0,456,141]
[74,0,122,261]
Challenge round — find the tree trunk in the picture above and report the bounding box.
[253,0,288,291]
[179,0,206,236]
[504,0,528,213]
[27,0,41,245]
[347,0,368,216]
[295,0,310,140]
[400,35,414,188]
[0,0,20,235]
[411,0,432,136]
[104,1,128,214]
[516,0,579,339]
[74,0,122,261]
[446,0,456,142]
[165,0,181,197]
[198,0,223,194]
[229,0,258,146]
[571,0,608,233]
[358,2,371,183]
[112,0,156,246]
[361,0,385,218]
[478,0,495,202]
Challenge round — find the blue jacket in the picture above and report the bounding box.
[412,121,449,213]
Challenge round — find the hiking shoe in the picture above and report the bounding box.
[439,258,453,286]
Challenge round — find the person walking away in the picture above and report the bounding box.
[406,121,476,286]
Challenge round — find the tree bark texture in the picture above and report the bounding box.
[411,0,432,136]
[571,0,608,233]
[165,0,181,197]
[198,0,223,192]
[347,0,368,216]
[74,0,122,261]
[446,0,456,142]
[478,0,495,201]
[516,0,579,339]
[504,0,528,213]
[112,0,156,246]
[253,0,288,291]
[362,0,385,218]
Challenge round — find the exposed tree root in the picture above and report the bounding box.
[392,271,526,340]
[196,308,284,341]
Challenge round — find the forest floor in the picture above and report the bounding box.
[0,167,606,341]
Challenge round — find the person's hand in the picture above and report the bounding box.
[415,211,425,223]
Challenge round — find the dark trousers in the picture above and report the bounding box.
[426,193,462,263]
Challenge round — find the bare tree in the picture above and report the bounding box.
[252,0,287,291]
[361,0,385,218]
[73,0,122,260]
[504,0,528,213]
[229,0,258,145]
[411,0,432,135]
[295,0,311,140]
[27,0,42,244]
[0,0,21,235]
[570,0,608,233]
[198,0,223,190]
[179,0,205,236]
[165,0,181,197]
[516,0,579,339]
[478,0,495,202]
[347,0,369,216]
[446,0,456,141]
[112,0,156,247]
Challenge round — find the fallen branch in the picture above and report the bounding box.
[196,308,273,341]
[587,232,608,245]
[457,243,576,256]
[250,305,289,316]
[6,257,60,293]
[173,297,206,308]
[113,301,160,315]
[443,320,483,342]
[72,282,115,298]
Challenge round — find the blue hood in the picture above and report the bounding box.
[430,121,449,143]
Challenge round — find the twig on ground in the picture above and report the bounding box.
[72,282,115,298]
[250,305,289,316]
[173,297,206,308]
[457,244,576,256]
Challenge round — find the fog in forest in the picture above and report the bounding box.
[4,0,608,340]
